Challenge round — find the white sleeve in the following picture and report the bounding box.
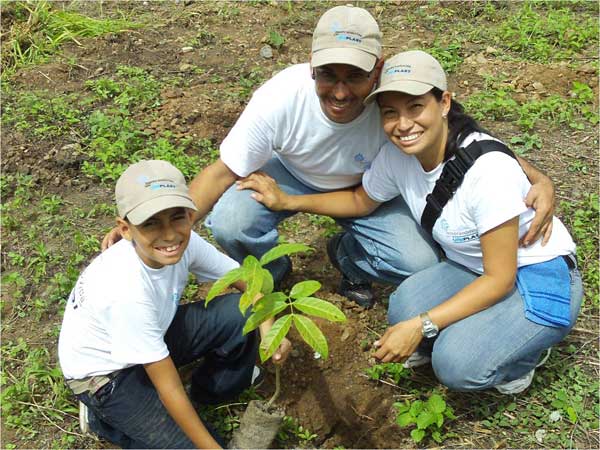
[187,232,240,281]
[362,144,403,203]
[219,82,279,177]
[466,153,530,235]
[109,296,169,365]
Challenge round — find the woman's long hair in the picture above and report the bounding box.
[430,87,493,161]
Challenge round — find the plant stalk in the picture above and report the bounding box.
[266,364,280,409]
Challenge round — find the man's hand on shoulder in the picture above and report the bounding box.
[101,226,123,251]
[236,172,288,211]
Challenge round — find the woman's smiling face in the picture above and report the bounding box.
[378,90,451,170]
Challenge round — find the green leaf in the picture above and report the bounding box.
[416,410,436,430]
[410,400,424,417]
[396,412,416,427]
[289,280,321,299]
[205,267,244,304]
[428,394,447,414]
[259,243,312,266]
[431,430,442,443]
[566,406,578,423]
[292,297,346,322]
[242,293,288,335]
[260,268,274,295]
[293,315,328,359]
[410,428,425,443]
[435,411,444,428]
[259,314,292,362]
[238,257,263,315]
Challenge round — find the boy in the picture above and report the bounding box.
[59,160,289,448]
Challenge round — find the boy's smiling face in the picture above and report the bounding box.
[117,207,193,269]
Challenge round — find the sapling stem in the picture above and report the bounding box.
[266,364,281,409]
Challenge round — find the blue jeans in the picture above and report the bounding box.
[207,158,440,284]
[76,294,257,448]
[388,259,583,391]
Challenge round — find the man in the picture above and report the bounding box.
[105,5,555,308]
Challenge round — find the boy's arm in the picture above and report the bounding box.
[144,356,221,449]
[515,156,555,246]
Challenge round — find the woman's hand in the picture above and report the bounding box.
[273,338,292,365]
[236,172,288,211]
[373,317,423,363]
[521,179,555,247]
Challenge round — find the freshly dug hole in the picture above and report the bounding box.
[229,400,284,449]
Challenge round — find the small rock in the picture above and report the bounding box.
[476,53,488,64]
[535,429,547,444]
[313,352,321,360]
[532,81,546,93]
[260,45,273,59]
[291,56,298,64]
[135,39,144,46]
[462,80,469,86]
[578,62,596,74]
[485,46,498,54]
[179,63,194,72]
[549,410,562,422]
[181,46,194,53]
[61,143,81,152]
[341,327,353,342]
[53,176,61,186]
[170,118,179,127]
[94,67,104,75]
[407,38,421,48]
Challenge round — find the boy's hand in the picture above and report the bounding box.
[272,338,292,365]
[101,226,123,251]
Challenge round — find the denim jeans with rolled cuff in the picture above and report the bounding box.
[387,258,583,391]
[76,293,258,449]
[206,157,441,285]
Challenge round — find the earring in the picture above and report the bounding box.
[442,113,448,119]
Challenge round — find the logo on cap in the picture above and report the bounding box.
[331,21,363,44]
[385,64,412,76]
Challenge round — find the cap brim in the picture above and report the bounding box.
[127,195,197,225]
[364,80,434,104]
[312,48,376,72]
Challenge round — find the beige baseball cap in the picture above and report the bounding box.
[115,160,197,225]
[365,50,447,104]
[311,5,382,72]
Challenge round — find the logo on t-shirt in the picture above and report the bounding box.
[440,219,478,243]
[354,153,372,171]
[172,289,180,303]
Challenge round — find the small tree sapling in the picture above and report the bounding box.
[205,243,346,448]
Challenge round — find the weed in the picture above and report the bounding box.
[509,133,542,155]
[307,214,341,238]
[394,392,457,444]
[267,30,285,49]
[276,416,318,446]
[496,1,597,61]
[2,1,139,75]
[366,362,410,385]
[559,194,599,307]
[425,41,463,73]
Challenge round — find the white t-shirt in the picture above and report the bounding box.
[58,232,239,380]
[363,132,575,273]
[219,63,388,191]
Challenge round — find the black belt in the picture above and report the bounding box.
[562,254,576,270]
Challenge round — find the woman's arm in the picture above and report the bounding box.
[235,172,380,217]
[144,356,221,449]
[374,217,519,363]
[515,156,555,246]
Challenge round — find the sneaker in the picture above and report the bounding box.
[79,401,90,434]
[495,348,551,395]
[403,351,432,369]
[326,233,374,308]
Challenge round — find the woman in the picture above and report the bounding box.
[237,50,582,394]
[360,50,582,393]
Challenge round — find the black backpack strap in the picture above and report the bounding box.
[420,140,516,236]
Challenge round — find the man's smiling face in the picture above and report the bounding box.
[314,63,378,124]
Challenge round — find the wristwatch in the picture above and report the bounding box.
[419,312,439,339]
